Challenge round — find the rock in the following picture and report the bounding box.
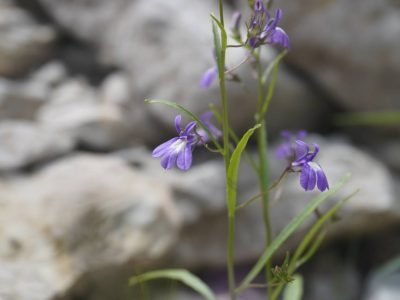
[302,251,360,300]
[113,147,226,225]
[269,135,399,240]
[266,0,400,111]
[36,0,326,139]
[0,62,67,121]
[364,263,400,300]
[0,262,59,300]
[0,0,57,76]
[30,61,68,88]
[38,79,133,150]
[0,121,74,172]
[0,154,179,300]
[140,136,397,268]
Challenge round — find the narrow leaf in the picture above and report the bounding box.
[236,173,351,294]
[290,189,359,271]
[335,111,400,126]
[227,124,261,216]
[129,269,216,300]
[283,274,303,300]
[260,50,287,117]
[261,50,287,85]
[145,99,222,152]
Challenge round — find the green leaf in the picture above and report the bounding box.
[144,99,222,152]
[211,14,228,84]
[290,189,359,271]
[211,20,222,71]
[283,274,304,300]
[236,173,351,294]
[129,269,216,300]
[210,14,227,50]
[261,50,287,85]
[227,124,261,217]
[260,50,287,117]
[335,111,400,126]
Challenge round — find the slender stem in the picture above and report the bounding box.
[255,51,273,300]
[235,168,289,211]
[218,1,235,299]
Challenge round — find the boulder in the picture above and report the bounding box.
[0,121,74,172]
[0,0,57,76]
[0,154,179,300]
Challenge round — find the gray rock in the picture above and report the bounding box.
[0,121,74,172]
[0,154,179,300]
[0,0,57,76]
[113,147,226,225]
[0,62,67,121]
[269,0,400,111]
[36,0,326,139]
[0,262,59,300]
[302,251,360,300]
[38,79,133,150]
[364,266,400,300]
[142,136,398,268]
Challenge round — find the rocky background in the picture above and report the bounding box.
[0,0,399,299]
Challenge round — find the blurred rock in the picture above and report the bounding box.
[302,251,360,300]
[0,62,67,120]
[0,154,179,300]
[38,78,132,150]
[272,0,400,111]
[113,147,226,225]
[0,121,74,172]
[30,61,68,88]
[152,136,398,268]
[0,262,59,300]
[36,0,326,140]
[0,0,57,76]
[269,135,399,239]
[364,267,400,300]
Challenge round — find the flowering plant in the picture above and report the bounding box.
[130,1,353,299]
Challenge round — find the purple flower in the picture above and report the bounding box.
[291,141,329,192]
[276,131,329,192]
[247,2,290,49]
[275,130,307,160]
[152,115,197,171]
[200,67,218,88]
[197,111,222,144]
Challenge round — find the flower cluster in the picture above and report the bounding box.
[152,113,221,170]
[246,0,290,49]
[276,131,329,192]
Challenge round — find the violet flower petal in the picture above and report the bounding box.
[294,140,309,161]
[175,115,182,133]
[268,27,290,49]
[314,163,329,191]
[177,143,193,170]
[200,67,218,88]
[152,137,179,158]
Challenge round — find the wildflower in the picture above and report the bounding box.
[275,130,307,160]
[247,1,290,49]
[197,111,222,144]
[152,115,198,170]
[276,131,329,192]
[200,67,218,88]
[291,141,329,192]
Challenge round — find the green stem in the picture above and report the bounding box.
[218,1,235,299]
[255,52,273,300]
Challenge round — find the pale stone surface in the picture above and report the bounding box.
[0,0,57,76]
[38,79,132,150]
[0,121,74,171]
[0,154,180,300]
